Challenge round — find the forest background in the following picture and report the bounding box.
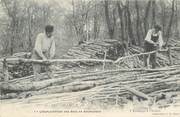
[0,0,179,58]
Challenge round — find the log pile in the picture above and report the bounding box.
[61,38,180,69]
[1,39,180,109]
[61,39,125,68]
[1,39,180,79]
[1,64,180,109]
[7,52,33,78]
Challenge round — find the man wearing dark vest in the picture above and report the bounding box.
[144,25,164,69]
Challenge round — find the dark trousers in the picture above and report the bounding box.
[143,41,157,69]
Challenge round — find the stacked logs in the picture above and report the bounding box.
[1,39,180,109]
[61,39,180,69]
[61,39,125,68]
[7,52,33,78]
[1,65,180,101]
[1,39,180,79]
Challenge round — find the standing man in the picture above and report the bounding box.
[32,25,55,80]
[144,25,164,69]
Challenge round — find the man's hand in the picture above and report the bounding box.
[42,57,50,65]
[153,42,158,46]
[44,59,51,65]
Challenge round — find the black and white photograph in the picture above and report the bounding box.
[0,0,180,116]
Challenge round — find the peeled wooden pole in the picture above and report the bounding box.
[0,47,179,64]
[3,58,9,81]
[102,50,107,71]
[0,58,114,64]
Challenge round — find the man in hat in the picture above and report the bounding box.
[32,25,55,80]
[144,25,164,69]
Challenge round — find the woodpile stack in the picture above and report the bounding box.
[0,52,33,80]
[61,38,180,69]
[61,39,124,68]
[1,39,180,109]
[1,65,180,108]
[8,52,33,78]
[1,39,180,79]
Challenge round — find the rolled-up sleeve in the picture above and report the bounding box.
[50,40,55,59]
[34,35,42,53]
[34,34,45,59]
[145,30,154,44]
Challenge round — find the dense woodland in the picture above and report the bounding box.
[0,0,179,56]
[1,1,180,110]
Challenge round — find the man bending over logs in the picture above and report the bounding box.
[32,25,55,80]
[144,25,164,69]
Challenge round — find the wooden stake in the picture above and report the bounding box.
[147,53,150,69]
[168,46,173,65]
[103,51,107,71]
[2,58,9,81]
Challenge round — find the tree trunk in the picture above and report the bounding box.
[126,1,135,45]
[117,1,124,41]
[124,6,128,42]
[160,0,166,36]
[28,7,32,51]
[10,21,15,55]
[165,0,175,46]
[151,0,156,27]
[135,0,141,46]
[93,2,98,39]
[144,0,151,36]
[175,0,179,37]
[104,0,114,39]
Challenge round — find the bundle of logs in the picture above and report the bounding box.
[0,52,33,80]
[61,38,180,69]
[0,65,180,109]
[61,39,126,68]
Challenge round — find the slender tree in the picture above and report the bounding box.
[165,0,175,46]
[144,0,151,35]
[135,0,141,46]
[104,0,115,39]
[126,0,135,45]
[117,1,124,41]
[151,0,156,27]
[160,0,166,36]
[175,0,179,37]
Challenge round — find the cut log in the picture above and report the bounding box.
[0,76,71,92]
[0,93,18,100]
[0,58,114,64]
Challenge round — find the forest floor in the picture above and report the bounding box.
[1,90,180,117]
